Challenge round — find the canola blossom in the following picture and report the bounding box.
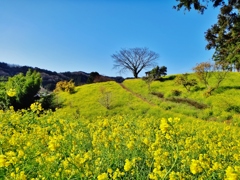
[6,88,16,97]
[0,107,240,179]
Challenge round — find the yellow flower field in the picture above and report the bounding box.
[0,107,240,179]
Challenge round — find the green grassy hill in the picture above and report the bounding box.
[1,72,240,179]
[57,72,240,126]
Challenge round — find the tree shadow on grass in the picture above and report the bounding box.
[157,75,176,82]
[214,86,240,94]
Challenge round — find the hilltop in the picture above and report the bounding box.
[0,62,124,90]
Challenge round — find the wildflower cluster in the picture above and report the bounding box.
[6,88,16,97]
[0,108,239,179]
[54,80,75,94]
[30,102,43,114]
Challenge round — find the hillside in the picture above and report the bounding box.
[56,72,240,125]
[0,62,124,90]
[1,72,240,179]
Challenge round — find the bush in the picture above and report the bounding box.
[171,89,182,96]
[37,93,61,111]
[99,86,112,109]
[226,105,240,113]
[175,74,198,92]
[54,80,75,94]
[0,82,9,110]
[5,69,42,110]
[199,109,214,120]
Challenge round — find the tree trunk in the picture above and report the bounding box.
[133,70,138,78]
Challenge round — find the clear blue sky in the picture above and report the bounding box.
[0,0,220,78]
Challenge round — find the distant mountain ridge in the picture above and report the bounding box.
[0,62,124,90]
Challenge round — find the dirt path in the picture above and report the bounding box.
[118,83,156,106]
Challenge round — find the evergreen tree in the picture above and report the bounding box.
[5,69,42,110]
[174,0,240,68]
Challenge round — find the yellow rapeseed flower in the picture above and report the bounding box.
[160,118,170,133]
[0,155,6,167]
[225,166,238,180]
[30,102,43,113]
[124,159,132,171]
[149,172,158,180]
[126,141,134,150]
[17,150,25,158]
[6,88,16,97]
[190,159,203,174]
[97,172,108,180]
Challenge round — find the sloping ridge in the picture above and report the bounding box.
[119,83,156,106]
[118,82,204,122]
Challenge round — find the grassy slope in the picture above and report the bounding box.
[2,73,240,179]
[123,72,240,125]
[57,81,155,119]
[56,72,240,126]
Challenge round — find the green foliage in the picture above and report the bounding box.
[37,93,60,111]
[193,62,212,88]
[0,81,9,110]
[174,0,237,13]
[87,72,100,83]
[143,66,167,92]
[175,73,198,92]
[148,65,167,79]
[142,76,155,92]
[175,0,240,71]
[205,9,240,69]
[193,62,230,95]
[5,69,42,110]
[171,89,182,96]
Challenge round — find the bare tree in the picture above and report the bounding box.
[193,61,230,96]
[112,47,159,78]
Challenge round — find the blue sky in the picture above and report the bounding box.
[0,0,220,78]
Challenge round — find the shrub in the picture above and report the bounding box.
[171,89,182,96]
[199,109,214,120]
[175,73,198,92]
[87,72,100,83]
[226,105,240,113]
[54,80,75,94]
[37,93,61,110]
[99,86,112,109]
[142,76,155,92]
[203,87,215,97]
[193,62,212,88]
[0,82,9,110]
[147,66,167,79]
[193,61,230,94]
[5,69,42,110]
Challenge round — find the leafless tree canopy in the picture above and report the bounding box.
[112,47,159,78]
